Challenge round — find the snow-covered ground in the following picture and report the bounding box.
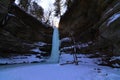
[0,54,120,80]
[0,54,45,64]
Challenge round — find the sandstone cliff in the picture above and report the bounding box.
[0,0,53,56]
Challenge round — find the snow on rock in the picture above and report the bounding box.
[60,37,71,42]
[110,56,120,61]
[109,56,120,67]
[30,42,47,53]
[79,43,88,48]
[88,41,93,44]
[30,47,42,53]
[107,13,120,26]
[8,13,16,17]
[0,54,44,64]
[104,3,120,17]
[60,43,89,51]
[33,42,47,47]
[105,8,113,15]
[60,46,74,51]
[102,2,120,21]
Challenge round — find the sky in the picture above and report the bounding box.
[37,0,67,27]
[15,0,66,27]
[15,0,55,12]
[36,0,66,27]
[33,0,58,26]
[36,0,55,12]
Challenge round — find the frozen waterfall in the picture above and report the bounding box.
[47,26,60,63]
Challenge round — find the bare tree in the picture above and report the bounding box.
[42,6,54,25]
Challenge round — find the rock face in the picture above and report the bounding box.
[98,0,120,56]
[60,0,120,56]
[60,0,103,41]
[0,0,53,56]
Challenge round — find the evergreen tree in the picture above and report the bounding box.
[19,0,31,11]
[54,0,73,17]
[30,2,44,21]
[18,0,43,21]
[54,0,61,17]
[65,0,73,9]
